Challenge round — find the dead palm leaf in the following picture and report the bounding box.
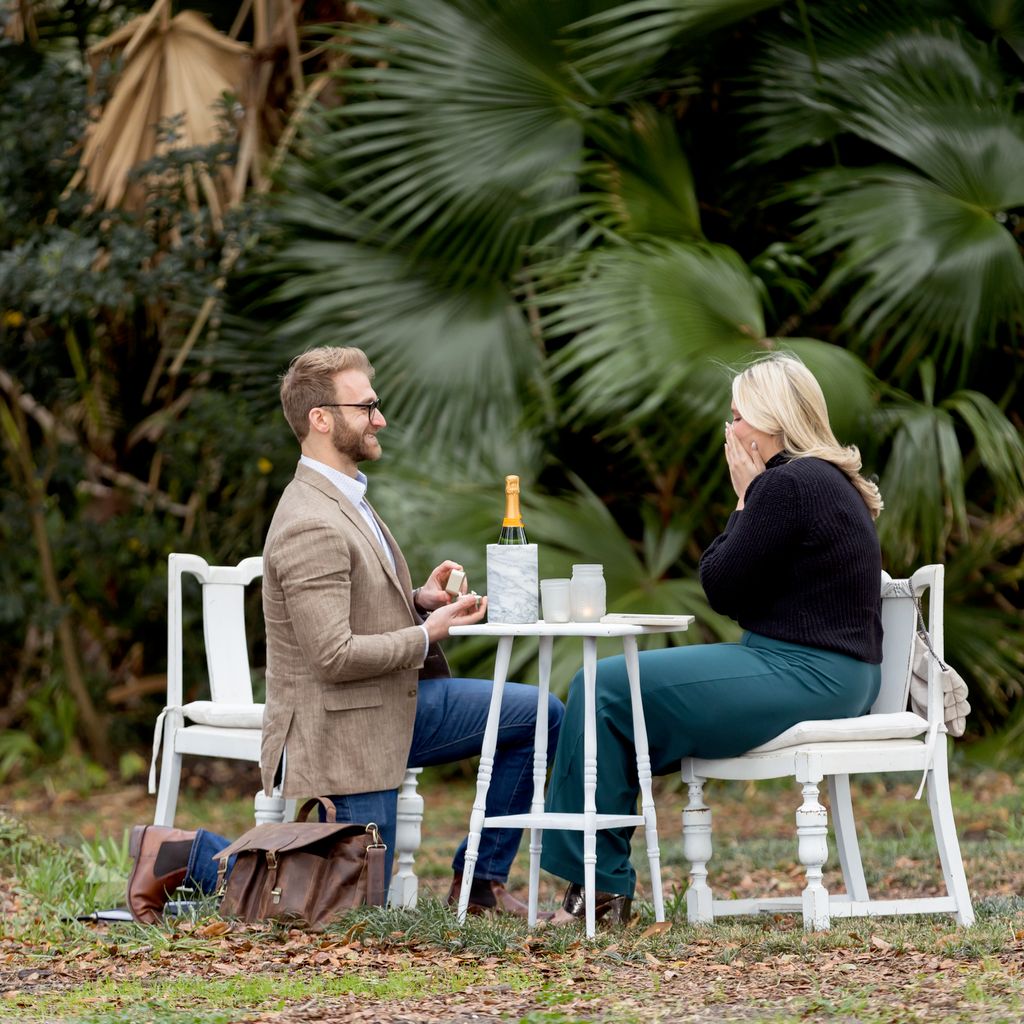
[73,0,250,210]
[2,0,37,43]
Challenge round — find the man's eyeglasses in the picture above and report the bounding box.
[317,398,383,421]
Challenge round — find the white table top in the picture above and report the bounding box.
[449,615,693,638]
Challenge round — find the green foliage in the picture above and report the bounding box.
[240,0,1024,746]
[4,0,1024,770]
[0,41,276,770]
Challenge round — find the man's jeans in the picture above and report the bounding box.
[184,676,564,897]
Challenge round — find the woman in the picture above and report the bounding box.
[542,352,884,926]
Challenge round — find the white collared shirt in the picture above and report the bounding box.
[300,455,429,658]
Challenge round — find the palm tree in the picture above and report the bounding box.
[241,0,1023,730]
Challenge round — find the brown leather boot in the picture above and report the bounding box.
[546,881,633,928]
[127,825,197,924]
[446,872,554,921]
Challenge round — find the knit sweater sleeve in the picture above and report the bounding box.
[698,469,804,619]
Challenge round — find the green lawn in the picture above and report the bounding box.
[0,758,1021,1023]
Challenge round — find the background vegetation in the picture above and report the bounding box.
[1,0,1022,779]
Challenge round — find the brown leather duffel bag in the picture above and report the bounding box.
[212,796,386,927]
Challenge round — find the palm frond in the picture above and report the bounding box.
[942,390,1024,506]
[306,1,588,286]
[568,0,785,78]
[965,0,1024,64]
[787,167,1024,373]
[875,399,967,565]
[743,8,1008,165]
[256,205,542,466]
[78,7,249,210]
[541,241,764,425]
[582,103,703,241]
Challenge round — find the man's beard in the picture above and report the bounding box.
[331,415,380,464]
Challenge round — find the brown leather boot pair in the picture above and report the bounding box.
[446,872,554,921]
[126,825,197,924]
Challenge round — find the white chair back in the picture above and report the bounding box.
[203,577,258,706]
[167,554,263,708]
[874,564,943,718]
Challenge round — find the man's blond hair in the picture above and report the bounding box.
[280,347,375,441]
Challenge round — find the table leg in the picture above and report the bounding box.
[582,635,598,938]
[622,634,664,922]
[458,634,514,923]
[528,634,553,927]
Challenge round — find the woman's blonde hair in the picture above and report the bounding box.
[732,353,883,520]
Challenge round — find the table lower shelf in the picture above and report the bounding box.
[483,812,645,830]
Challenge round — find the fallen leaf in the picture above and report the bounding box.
[642,921,673,938]
[196,921,231,938]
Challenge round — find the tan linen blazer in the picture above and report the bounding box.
[260,462,450,798]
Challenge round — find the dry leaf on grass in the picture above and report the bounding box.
[197,921,232,938]
[641,921,672,938]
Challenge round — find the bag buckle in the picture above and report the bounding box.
[365,822,385,849]
[266,850,278,870]
[271,886,282,905]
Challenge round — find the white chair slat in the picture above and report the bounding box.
[202,584,255,706]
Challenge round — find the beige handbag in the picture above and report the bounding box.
[909,631,970,739]
[906,587,970,738]
[902,589,970,800]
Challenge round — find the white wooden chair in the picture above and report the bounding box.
[680,564,974,931]
[149,553,425,907]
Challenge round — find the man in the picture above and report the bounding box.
[128,346,563,922]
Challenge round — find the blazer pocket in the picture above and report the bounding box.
[323,685,383,712]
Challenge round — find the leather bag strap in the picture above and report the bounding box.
[296,796,338,823]
[366,844,386,907]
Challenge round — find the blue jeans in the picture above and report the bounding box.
[185,676,564,897]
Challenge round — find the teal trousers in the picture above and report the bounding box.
[541,632,881,895]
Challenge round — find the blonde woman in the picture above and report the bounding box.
[543,353,884,926]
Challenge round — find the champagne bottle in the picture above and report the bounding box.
[497,475,529,545]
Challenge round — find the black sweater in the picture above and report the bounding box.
[699,454,883,663]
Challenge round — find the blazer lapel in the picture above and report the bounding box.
[368,504,416,614]
[293,463,409,603]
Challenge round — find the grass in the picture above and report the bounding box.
[1,761,1023,1023]
[16,965,537,1023]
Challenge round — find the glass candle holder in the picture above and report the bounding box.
[570,564,606,622]
[540,578,571,623]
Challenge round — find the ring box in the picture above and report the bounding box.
[445,569,466,597]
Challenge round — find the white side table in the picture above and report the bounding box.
[449,617,693,936]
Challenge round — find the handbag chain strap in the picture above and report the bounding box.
[885,578,948,671]
[909,590,949,672]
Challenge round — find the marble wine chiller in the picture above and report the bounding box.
[486,543,539,624]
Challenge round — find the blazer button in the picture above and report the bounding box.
[408,688,417,697]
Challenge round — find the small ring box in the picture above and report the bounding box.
[445,569,467,597]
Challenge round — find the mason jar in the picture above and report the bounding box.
[570,564,606,622]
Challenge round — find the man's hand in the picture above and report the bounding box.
[724,422,766,509]
[423,592,488,643]
[416,560,468,611]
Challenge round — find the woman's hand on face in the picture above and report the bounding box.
[724,422,767,508]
